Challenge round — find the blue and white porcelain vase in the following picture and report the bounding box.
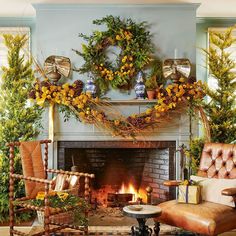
[134,71,145,99]
[85,73,96,98]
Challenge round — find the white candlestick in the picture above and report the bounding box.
[174,48,178,59]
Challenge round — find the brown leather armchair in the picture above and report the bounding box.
[154,143,236,236]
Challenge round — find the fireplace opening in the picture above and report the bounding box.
[58,141,176,207]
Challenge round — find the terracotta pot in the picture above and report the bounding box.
[146,90,156,100]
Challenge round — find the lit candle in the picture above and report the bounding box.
[174,48,178,59]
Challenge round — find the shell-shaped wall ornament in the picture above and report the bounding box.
[163,59,191,83]
[44,55,71,83]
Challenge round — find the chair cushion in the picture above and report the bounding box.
[19,141,45,198]
[51,174,80,191]
[191,175,236,207]
[155,200,236,235]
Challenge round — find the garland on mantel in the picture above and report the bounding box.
[29,79,204,138]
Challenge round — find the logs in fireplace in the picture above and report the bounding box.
[107,193,134,207]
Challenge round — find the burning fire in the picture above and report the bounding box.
[118,182,146,202]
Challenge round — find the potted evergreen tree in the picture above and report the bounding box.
[202,26,236,143]
[0,34,42,223]
[145,58,164,99]
[145,76,157,99]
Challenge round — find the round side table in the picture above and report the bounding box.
[123,204,162,236]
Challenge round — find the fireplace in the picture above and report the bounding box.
[58,141,176,205]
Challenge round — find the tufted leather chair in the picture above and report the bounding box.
[154,143,236,236]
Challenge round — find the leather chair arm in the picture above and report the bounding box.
[222,188,236,196]
[164,180,182,187]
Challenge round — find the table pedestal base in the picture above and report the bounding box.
[131,218,153,236]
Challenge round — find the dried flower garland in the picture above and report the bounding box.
[73,15,154,94]
[29,79,204,138]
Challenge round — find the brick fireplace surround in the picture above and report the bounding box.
[57,141,176,203]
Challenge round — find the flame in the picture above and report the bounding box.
[118,182,146,202]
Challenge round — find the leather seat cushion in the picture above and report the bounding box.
[155,200,236,235]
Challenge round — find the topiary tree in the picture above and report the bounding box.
[0,34,42,222]
[203,26,236,143]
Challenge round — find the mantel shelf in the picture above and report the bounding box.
[103,99,157,105]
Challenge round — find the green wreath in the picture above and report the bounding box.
[73,15,154,94]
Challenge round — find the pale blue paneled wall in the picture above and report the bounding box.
[34,3,199,99]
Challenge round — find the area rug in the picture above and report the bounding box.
[29,225,197,235]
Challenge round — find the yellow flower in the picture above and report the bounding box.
[41,86,48,93]
[36,192,45,200]
[166,87,172,96]
[114,120,120,126]
[124,31,132,40]
[145,117,151,123]
[179,77,185,83]
[78,104,84,109]
[94,97,99,103]
[116,35,121,40]
[79,111,85,118]
[62,83,70,92]
[156,113,161,118]
[57,192,69,201]
[82,97,88,104]
[129,56,133,61]
[122,57,127,63]
[49,190,57,196]
[50,85,57,92]
[145,108,152,115]
[97,113,103,121]
[36,97,46,106]
[168,103,174,109]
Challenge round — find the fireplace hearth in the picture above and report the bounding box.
[58,141,176,205]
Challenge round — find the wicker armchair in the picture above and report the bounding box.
[8,140,94,236]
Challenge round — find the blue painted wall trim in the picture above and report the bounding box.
[33,3,200,10]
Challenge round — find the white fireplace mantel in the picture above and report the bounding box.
[40,101,196,181]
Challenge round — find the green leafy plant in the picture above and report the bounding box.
[0,34,42,223]
[145,76,157,90]
[185,138,205,174]
[149,58,164,84]
[202,26,236,143]
[22,191,89,226]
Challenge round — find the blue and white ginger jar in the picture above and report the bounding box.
[134,71,145,99]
